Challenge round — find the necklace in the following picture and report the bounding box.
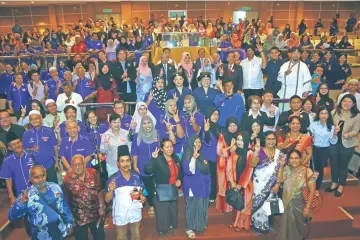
[264,147,275,160]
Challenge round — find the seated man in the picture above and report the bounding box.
[105,145,146,240]
[0,110,25,148]
[8,165,73,239]
[59,105,87,139]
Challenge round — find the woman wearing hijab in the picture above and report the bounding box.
[131,115,175,218]
[144,76,166,123]
[115,36,129,51]
[196,58,216,87]
[308,82,335,113]
[202,107,220,202]
[157,99,185,159]
[274,34,287,49]
[231,33,242,49]
[216,117,240,212]
[131,102,157,134]
[178,52,195,89]
[93,64,119,122]
[182,135,211,239]
[227,131,253,232]
[136,56,153,102]
[182,94,204,143]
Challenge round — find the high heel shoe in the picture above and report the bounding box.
[334,190,343,197]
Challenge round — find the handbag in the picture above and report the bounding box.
[262,194,284,216]
[155,184,177,202]
[225,188,244,211]
[301,168,319,209]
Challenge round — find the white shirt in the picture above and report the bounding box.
[260,104,280,132]
[27,81,45,101]
[337,92,360,111]
[277,61,312,99]
[56,92,83,121]
[112,186,143,226]
[157,58,177,69]
[240,56,264,89]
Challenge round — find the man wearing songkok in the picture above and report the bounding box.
[105,145,146,240]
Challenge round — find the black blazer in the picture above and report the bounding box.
[144,153,183,185]
[110,60,136,92]
[193,58,202,72]
[216,64,243,92]
[154,63,177,89]
[240,110,276,133]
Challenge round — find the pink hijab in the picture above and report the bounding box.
[180,52,193,74]
[138,56,151,76]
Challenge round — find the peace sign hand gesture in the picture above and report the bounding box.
[193,146,200,159]
[173,110,180,122]
[173,93,179,102]
[269,104,276,117]
[164,119,173,132]
[130,117,137,129]
[152,147,160,158]
[334,121,342,135]
[204,118,210,132]
[189,113,196,124]
[20,105,26,117]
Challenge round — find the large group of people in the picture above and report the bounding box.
[0,13,359,240]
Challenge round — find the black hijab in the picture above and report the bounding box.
[181,135,209,175]
[134,39,143,50]
[98,64,112,91]
[235,131,250,182]
[223,117,240,146]
[205,107,220,137]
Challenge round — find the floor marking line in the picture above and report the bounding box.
[338,206,354,220]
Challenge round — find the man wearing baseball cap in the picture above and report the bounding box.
[22,110,59,183]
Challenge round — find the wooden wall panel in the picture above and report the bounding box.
[62,4,81,14]
[12,7,31,16]
[303,11,321,20]
[13,16,32,26]
[32,16,50,26]
[187,10,206,19]
[321,2,338,11]
[304,2,320,11]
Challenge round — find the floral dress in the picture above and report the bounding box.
[136,73,153,102]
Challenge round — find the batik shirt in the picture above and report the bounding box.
[8,183,73,239]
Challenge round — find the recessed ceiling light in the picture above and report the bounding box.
[277,3,280,6]
[332,4,335,7]
[31,1,34,3]
[1,2,5,4]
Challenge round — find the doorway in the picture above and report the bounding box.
[232,11,259,23]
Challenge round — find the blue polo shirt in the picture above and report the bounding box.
[214,93,245,127]
[88,40,103,50]
[22,126,58,169]
[0,151,35,197]
[59,134,94,168]
[74,77,95,99]
[121,115,132,131]
[21,71,30,85]
[45,78,63,101]
[0,72,14,94]
[7,84,31,111]
[59,120,88,139]
[106,171,145,193]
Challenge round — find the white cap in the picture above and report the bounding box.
[49,66,57,72]
[28,110,41,117]
[348,79,359,84]
[45,99,56,106]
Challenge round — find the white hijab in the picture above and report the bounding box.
[132,102,157,133]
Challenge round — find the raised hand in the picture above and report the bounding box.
[278,154,287,167]
[130,117,137,129]
[152,147,160,158]
[269,104,276,116]
[254,138,261,153]
[108,179,116,192]
[20,189,28,203]
[193,146,200,159]
[316,92,321,103]
[173,93,179,102]
[164,119,173,132]
[173,110,180,123]
[334,121,342,135]
[189,113,196,124]
[20,105,26,117]
[230,138,236,147]
[148,90,153,102]
[204,118,210,132]
[256,43,263,52]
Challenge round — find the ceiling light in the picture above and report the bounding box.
[31,1,34,3]
[1,2,5,4]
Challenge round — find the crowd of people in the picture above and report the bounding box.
[0,13,359,240]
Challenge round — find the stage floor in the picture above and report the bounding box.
[2,168,360,240]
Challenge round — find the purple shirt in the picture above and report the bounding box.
[75,77,95,99]
[120,114,132,131]
[106,171,144,195]
[45,78,63,101]
[143,91,165,124]
[0,72,14,94]
[182,159,211,198]
[157,113,184,154]
[59,134,94,168]
[167,87,192,112]
[0,151,35,196]
[7,84,31,111]
[181,112,205,151]
[86,122,109,146]
[22,126,58,169]
[131,133,161,176]
[201,131,218,162]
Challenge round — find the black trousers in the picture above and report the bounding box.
[153,197,178,233]
[312,147,329,190]
[141,175,155,206]
[243,89,264,110]
[46,165,58,184]
[209,161,217,200]
[74,220,105,240]
[329,143,355,186]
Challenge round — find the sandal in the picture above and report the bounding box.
[186,230,196,239]
[148,206,155,218]
[234,227,242,232]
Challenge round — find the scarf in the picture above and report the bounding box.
[132,102,157,133]
[164,99,177,120]
[223,117,240,146]
[205,107,220,137]
[151,77,167,110]
[181,135,209,175]
[137,115,158,146]
[138,56,151,76]
[179,52,193,76]
[134,40,143,50]
[98,68,112,91]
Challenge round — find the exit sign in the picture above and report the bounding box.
[242,6,252,11]
[103,9,113,13]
